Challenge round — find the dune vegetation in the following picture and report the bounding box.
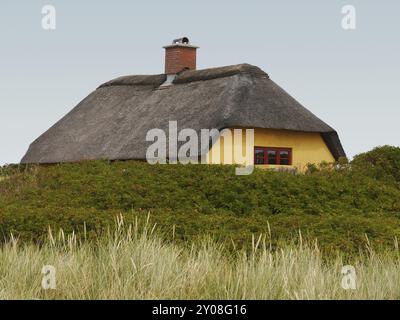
[1,217,400,300]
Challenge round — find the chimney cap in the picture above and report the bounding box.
[173,37,189,44]
[163,36,199,49]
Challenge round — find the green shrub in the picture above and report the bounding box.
[351,145,400,184]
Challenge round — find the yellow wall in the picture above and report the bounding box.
[206,128,335,171]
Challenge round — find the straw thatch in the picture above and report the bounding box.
[21,64,345,164]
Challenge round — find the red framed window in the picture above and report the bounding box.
[254,147,292,165]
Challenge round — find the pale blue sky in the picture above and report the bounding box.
[1,0,399,165]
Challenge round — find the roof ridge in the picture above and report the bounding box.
[98,64,269,89]
[99,74,167,89]
[173,63,269,84]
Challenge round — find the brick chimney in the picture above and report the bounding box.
[163,37,199,74]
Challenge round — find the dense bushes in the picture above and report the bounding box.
[0,146,400,253]
[352,145,400,184]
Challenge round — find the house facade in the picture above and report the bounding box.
[207,128,335,171]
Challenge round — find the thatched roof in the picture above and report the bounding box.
[21,64,345,164]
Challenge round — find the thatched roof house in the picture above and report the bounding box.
[22,38,345,169]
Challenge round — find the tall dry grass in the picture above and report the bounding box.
[0,215,399,300]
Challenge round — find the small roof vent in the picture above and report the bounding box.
[159,74,177,88]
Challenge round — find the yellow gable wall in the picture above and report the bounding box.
[206,128,335,171]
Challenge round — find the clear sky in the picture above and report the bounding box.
[1,0,399,165]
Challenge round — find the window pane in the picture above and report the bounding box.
[255,149,265,164]
[268,150,277,164]
[280,150,290,165]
